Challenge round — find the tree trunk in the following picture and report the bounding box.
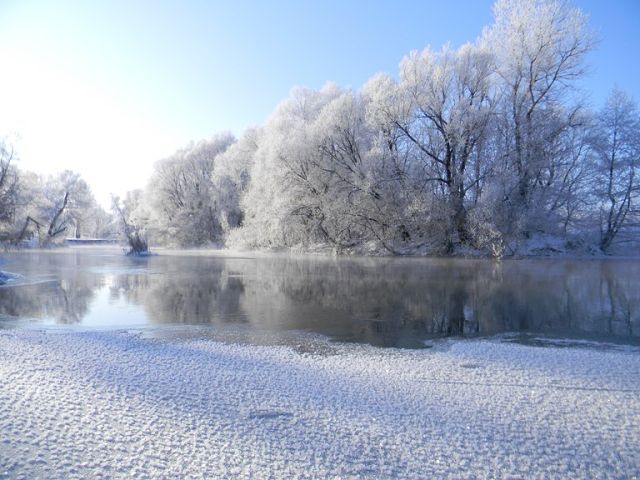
[47,191,69,241]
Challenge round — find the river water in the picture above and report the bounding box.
[0,248,638,348]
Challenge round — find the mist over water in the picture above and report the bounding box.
[0,248,638,348]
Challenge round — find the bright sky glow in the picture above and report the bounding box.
[0,0,638,207]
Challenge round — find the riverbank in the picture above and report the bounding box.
[3,229,640,260]
[160,232,640,259]
[0,330,638,479]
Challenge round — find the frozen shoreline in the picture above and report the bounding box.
[1,330,639,479]
[3,242,640,262]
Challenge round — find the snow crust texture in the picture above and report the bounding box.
[0,330,638,479]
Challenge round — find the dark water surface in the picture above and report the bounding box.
[0,248,638,348]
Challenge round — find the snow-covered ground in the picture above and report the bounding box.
[0,330,638,479]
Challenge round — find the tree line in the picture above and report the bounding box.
[1,0,638,256]
[0,141,114,246]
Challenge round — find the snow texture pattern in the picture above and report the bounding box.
[0,330,638,479]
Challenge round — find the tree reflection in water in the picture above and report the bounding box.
[0,250,638,348]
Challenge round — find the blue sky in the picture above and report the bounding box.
[0,0,638,206]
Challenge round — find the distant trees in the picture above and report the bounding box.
[213,128,258,233]
[481,0,595,237]
[44,171,94,242]
[3,0,638,256]
[237,85,341,248]
[0,151,117,247]
[394,43,495,248]
[85,205,116,239]
[147,134,235,246]
[0,139,20,231]
[227,0,603,255]
[0,156,112,246]
[591,89,639,251]
[17,171,98,245]
[236,84,429,252]
[112,191,150,254]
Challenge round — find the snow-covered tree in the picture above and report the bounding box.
[235,84,422,252]
[27,0,624,257]
[112,190,150,254]
[213,128,259,233]
[84,204,117,239]
[14,171,97,245]
[590,89,639,251]
[147,133,235,246]
[0,139,20,233]
[481,0,595,236]
[395,43,495,247]
[237,85,344,248]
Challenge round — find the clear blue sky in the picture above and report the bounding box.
[0,0,638,207]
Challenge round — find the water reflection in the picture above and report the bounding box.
[0,249,638,348]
